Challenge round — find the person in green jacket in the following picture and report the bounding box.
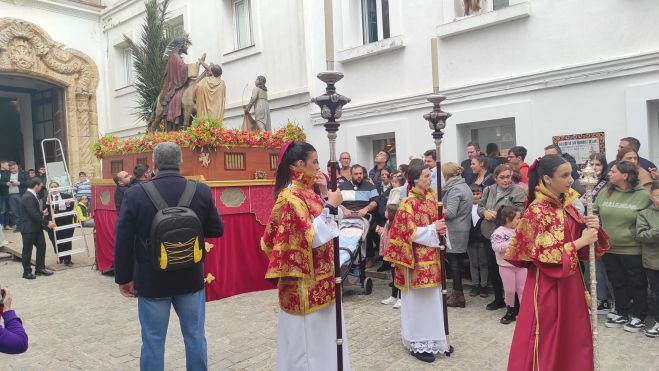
[594,161,652,332]
[637,181,659,338]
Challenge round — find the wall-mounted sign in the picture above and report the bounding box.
[552,132,606,167]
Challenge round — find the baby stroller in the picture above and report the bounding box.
[338,214,373,295]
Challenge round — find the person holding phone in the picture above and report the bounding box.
[0,287,29,354]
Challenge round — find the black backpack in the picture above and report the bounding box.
[141,180,204,271]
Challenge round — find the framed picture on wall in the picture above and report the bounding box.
[552,132,606,168]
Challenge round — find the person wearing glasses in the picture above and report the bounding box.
[507,146,529,184]
[338,152,352,183]
[477,164,526,311]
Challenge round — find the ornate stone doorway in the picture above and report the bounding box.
[0,18,99,177]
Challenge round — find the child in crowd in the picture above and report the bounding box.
[379,203,401,309]
[491,205,526,324]
[467,184,489,297]
[637,181,659,337]
[387,172,406,205]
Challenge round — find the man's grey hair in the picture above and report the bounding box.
[153,142,182,170]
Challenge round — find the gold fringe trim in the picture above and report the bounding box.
[533,268,540,371]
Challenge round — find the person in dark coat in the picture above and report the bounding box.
[18,177,54,279]
[43,181,75,266]
[113,171,131,213]
[114,142,224,370]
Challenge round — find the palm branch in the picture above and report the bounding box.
[124,0,190,125]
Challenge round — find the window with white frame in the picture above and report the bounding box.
[233,0,253,50]
[164,15,185,39]
[121,48,133,87]
[361,0,390,44]
[459,0,511,17]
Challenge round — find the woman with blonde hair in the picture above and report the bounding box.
[442,162,473,307]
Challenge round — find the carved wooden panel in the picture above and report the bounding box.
[270,154,278,170]
[110,160,123,175]
[224,152,246,171]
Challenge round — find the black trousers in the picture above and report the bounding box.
[448,252,466,292]
[390,270,400,298]
[485,239,504,301]
[47,228,73,263]
[646,268,659,321]
[21,231,46,274]
[602,253,647,318]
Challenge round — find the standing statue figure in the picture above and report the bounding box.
[152,37,206,131]
[244,75,271,132]
[193,63,226,122]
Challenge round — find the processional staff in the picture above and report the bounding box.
[580,161,599,370]
[312,1,351,369]
[423,37,454,356]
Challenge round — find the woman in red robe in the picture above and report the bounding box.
[504,155,609,371]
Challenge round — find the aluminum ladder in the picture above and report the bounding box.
[40,138,89,259]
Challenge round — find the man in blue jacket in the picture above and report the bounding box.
[114,142,223,371]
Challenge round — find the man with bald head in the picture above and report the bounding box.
[113,170,132,212]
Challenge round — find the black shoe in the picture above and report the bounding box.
[411,351,436,363]
[64,261,74,267]
[468,285,480,297]
[479,286,489,298]
[35,269,54,276]
[22,272,36,280]
[377,261,392,272]
[500,306,516,324]
[486,299,506,311]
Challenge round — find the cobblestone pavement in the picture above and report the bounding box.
[1,260,658,371]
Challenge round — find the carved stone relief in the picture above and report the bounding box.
[0,18,100,178]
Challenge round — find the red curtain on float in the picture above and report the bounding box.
[204,213,275,301]
[94,209,116,273]
[91,184,275,301]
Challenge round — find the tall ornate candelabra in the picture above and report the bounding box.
[580,161,599,370]
[422,93,454,356]
[312,71,350,371]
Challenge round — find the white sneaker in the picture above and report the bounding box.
[393,299,402,309]
[381,296,397,305]
[644,322,659,338]
[623,317,645,333]
[607,308,618,320]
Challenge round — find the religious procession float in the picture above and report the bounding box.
[91,0,299,302]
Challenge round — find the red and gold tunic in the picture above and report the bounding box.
[384,187,441,291]
[261,168,335,315]
[504,183,609,371]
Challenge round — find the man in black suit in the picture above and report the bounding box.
[114,142,223,370]
[19,177,54,279]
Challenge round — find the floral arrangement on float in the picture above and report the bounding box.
[92,117,306,158]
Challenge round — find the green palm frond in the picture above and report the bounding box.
[124,0,190,125]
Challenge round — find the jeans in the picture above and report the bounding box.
[448,253,466,292]
[467,241,488,287]
[584,258,612,301]
[602,253,647,319]
[7,193,21,227]
[138,288,207,371]
[0,194,7,226]
[647,269,659,321]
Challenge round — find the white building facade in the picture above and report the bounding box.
[1,0,658,174]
